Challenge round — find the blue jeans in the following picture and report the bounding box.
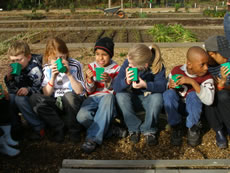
[224,12,230,43]
[116,92,163,134]
[10,94,44,131]
[163,89,202,128]
[77,94,115,145]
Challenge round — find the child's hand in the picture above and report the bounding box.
[132,77,147,89]
[125,67,133,85]
[101,72,111,83]
[51,63,59,80]
[220,66,230,80]
[168,78,177,89]
[6,66,13,81]
[86,69,94,83]
[62,59,70,76]
[176,75,193,86]
[16,87,29,96]
[4,90,9,100]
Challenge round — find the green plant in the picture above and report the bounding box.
[69,3,75,13]
[23,13,46,20]
[17,3,23,10]
[45,6,49,12]
[148,24,197,42]
[139,12,147,18]
[174,3,181,12]
[119,52,127,57]
[32,7,37,13]
[203,9,226,17]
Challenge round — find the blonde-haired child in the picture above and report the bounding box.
[30,37,86,143]
[5,40,44,140]
[113,44,167,145]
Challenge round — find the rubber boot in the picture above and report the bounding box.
[0,135,20,157]
[0,125,19,146]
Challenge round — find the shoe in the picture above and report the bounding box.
[112,126,127,138]
[69,131,81,143]
[0,125,19,146]
[52,130,64,143]
[187,125,201,147]
[129,132,140,144]
[145,133,158,146]
[170,124,182,146]
[216,130,227,149]
[28,129,45,141]
[81,139,97,154]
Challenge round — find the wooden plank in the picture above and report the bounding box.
[62,159,230,169]
[178,170,230,173]
[59,169,156,173]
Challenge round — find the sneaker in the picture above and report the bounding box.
[112,126,127,138]
[170,124,182,146]
[129,132,140,144]
[145,133,158,146]
[81,139,97,154]
[28,129,45,141]
[69,131,81,143]
[187,125,201,147]
[51,130,64,143]
[216,130,227,149]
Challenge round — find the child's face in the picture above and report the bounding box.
[188,55,209,77]
[208,52,227,65]
[10,54,31,69]
[95,49,110,67]
[128,56,148,70]
[50,53,67,65]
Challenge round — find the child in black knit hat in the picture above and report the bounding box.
[77,37,120,153]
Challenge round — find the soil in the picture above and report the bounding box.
[0,9,229,173]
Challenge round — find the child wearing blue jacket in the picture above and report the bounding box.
[113,44,167,146]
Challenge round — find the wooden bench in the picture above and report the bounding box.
[59,159,230,173]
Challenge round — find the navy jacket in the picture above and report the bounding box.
[113,59,167,94]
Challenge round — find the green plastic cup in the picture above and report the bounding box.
[10,63,22,75]
[128,68,138,81]
[56,58,67,73]
[0,84,4,98]
[220,62,230,74]
[171,74,183,89]
[96,67,104,81]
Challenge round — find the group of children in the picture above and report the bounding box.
[0,34,230,156]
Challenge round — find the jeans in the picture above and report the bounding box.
[10,94,44,131]
[204,90,230,131]
[224,12,230,43]
[163,90,202,128]
[116,92,163,134]
[30,92,84,133]
[77,94,115,145]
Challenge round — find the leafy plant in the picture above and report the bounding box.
[139,12,147,18]
[203,9,226,17]
[69,3,75,13]
[174,3,181,12]
[148,24,197,42]
[119,52,127,57]
[23,13,46,20]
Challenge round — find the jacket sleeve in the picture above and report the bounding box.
[145,67,167,93]
[112,59,130,93]
[27,66,43,96]
[196,78,215,105]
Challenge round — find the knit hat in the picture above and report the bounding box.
[204,35,230,58]
[94,37,114,58]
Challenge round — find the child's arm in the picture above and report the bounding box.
[112,59,131,92]
[176,76,201,93]
[64,60,85,95]
[215,66,230,90]
[85,67,96,93]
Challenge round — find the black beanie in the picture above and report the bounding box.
[94,37,114,58]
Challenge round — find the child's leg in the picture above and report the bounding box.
[13,94,44,132]
[79,94,115,145]
[185,92,202,128]
[163,89,182,126]
[9,94,22,129]
[139,93,163,134]
[30,94,64,142]
[62,92,85,142]
[116,92,141,133]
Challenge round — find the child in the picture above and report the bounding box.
[113,44,167,146]
[204,35,230,149]
[163,46,214,147]
[0,86,20,156]
[30,37,86,143]
[4,40,45,140]
[77,37,120,153]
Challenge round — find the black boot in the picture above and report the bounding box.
[216,129,227,149]
[170,124,183,146]
[187,125,201,147]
